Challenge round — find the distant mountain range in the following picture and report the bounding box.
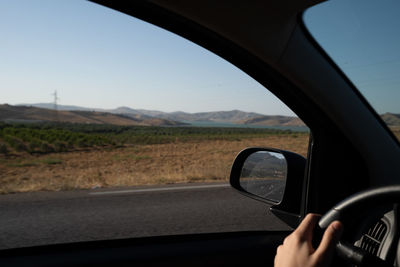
[0,103,400,127]
[20,103,296,126]
[9,103,305,127]
[5,103,399,128]
[0,104,185,126]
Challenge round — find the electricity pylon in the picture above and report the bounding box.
[52,90,60,122]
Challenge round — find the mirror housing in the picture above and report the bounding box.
[230,147,306,228]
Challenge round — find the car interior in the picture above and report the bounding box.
[1,0,399,266]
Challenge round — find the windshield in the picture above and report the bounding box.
[304,0,400,141]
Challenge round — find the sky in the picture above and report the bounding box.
[0,0,293,116]
[0,1,399,116]
[304,0,400,114]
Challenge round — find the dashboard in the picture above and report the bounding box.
[353,206,399,265]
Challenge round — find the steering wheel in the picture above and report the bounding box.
[317,185,400,267]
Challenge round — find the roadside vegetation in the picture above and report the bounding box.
[0,122,309,194]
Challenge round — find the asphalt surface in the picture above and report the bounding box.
[0,183,290,249]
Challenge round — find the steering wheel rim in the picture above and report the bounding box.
[318,185,400,267]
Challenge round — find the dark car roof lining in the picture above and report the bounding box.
[146,0,322,65]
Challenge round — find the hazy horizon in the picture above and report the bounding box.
[4,102,299,117]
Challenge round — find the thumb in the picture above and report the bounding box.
[314,221,343,262]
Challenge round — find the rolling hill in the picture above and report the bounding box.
[153,110,267,123]
[24,104,264,122]
[381,113,400,127]
[12,103,400,128]
[240,115,304,127]
[0,104,184,126]
[19,103,304,126]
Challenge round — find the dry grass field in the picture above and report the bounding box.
[0,134,308,194]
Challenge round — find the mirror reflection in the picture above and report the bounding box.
[240,151,287,203]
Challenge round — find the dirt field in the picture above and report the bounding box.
[0,135,309,194]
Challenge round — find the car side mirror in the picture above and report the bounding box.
[238,150,287,203]
[230,147,306,228]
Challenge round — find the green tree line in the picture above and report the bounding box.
[0,122,305,155]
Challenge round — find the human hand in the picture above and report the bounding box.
[274,213,343,267]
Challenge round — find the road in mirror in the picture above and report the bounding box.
[240,151,287,203]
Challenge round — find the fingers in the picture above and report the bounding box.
[314,221,343,261]
[295,213,321,239]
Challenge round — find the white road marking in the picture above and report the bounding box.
[89,184,230,195]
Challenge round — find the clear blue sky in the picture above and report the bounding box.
[1,0,399,115]
[304,0,400,114]
[0,0,293,115]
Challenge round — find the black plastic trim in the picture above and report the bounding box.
[0,231,289,267]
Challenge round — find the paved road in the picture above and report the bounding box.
[0,183,289,249]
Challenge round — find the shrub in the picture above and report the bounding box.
[40,143,54,153]
[54,141,67,152]
[77,138,87,148]
[67,141,74,149]
[42,158,62,165]
[4,135,19,148]
[0,144,9,155]
[28,141,41,153]
[15,142,28,152]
